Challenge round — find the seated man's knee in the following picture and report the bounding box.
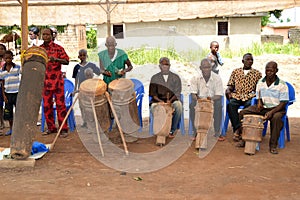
[172,100,183,113]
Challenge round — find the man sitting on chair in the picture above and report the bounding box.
[189,58,224,141]
[238,61,289,154]
[149,57,182,138]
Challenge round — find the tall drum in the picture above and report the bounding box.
[108,78,140,134]
[79,79,111,132]
[152,103,173,145]
[242,114,264,155]
[10,46,48,159]
[194,98,214,149]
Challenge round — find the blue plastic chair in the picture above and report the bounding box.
[41,78,76,132]
[149,94,185,135]
[221,99,245,136]
[260,82,295,148]
[188,94,225,136]
[130,78,145,132]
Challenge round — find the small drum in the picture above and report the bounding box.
[108,78,140,134]
[79,79,111,132]
[152,102,173,145]
[242,114,264,155]
[194,98,214,149]
[10,46,48,159]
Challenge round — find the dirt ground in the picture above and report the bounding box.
[0,116,299,199]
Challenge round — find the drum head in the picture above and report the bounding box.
[79,79,107,96]
[108,78,134,92]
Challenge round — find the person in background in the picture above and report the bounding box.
[207,41,224,74]
[98,36,133,85]
[0,44,6,132]
[225,53,262,142]
[149,57,182,138]
[0,50,21,136]
[40,28,69,138]
[238,61,289,154]
[189,58,224,141]
[29,27,43,47]
[50,27,63,46]
[72,49,101,127]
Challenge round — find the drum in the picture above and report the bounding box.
[194,98,214,149]
[242,114,264,155]
[10,46,48,159]
[152,102,173,145]
[79,79,111,132]
[108,78,140,134]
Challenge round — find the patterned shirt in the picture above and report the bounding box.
[227,67,262,101]
[190,71,223,98]
[0,63,21,93]
[40,41,69,90]
[256,76,289,108]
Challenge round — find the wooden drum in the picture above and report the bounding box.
[242,114,264,155]
[10,46,48,160]
[152,103,173,145]
[79,79,111,132]
[108,78,140,134]
[194,98,214,149]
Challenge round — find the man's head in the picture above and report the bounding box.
[210,41,219,55]
[84,68,94,79]
[0,44,6,56]
[105,36,117,54]
[159,57,171,75]
[42,28,53,44]
[50,27,58,41]
[4,50,13,65]
[265,61,278,81]
[29,27,40,40]
[200,58,212,79]
[242,53,253,70]
[78,49,87,62]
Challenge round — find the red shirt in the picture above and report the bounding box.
[40,41,69,90]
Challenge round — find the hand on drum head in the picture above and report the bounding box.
[263,111,273,120]
[103,70,112,77]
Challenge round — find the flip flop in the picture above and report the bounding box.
[218,136,226,141]
[270,148,278,154]
[5,129,12,136]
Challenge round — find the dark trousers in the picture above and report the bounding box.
[227,98,252,132]
[239,105,285,148]
[189,98,222,136]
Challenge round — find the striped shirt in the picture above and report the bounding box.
[0,63,21,93]
[256,76,289,108]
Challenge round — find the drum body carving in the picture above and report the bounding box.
[10,46,48,159]
[108,78,139,134]
[242,114,264,155]
[194,99,214,149]
[152,103,173,145]
[79,79,110,132]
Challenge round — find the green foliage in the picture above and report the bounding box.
[86,29,97,49]
[261,10,282,27]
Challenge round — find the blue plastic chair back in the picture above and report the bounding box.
[64,78,74,107]
[130,78,145,131]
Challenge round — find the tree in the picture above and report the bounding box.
[261,9,282,27]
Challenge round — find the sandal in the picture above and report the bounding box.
[236,140,245,148]
[270,148,278,154]
[5,129,12,136]
[218,136,226,141]
[233,133,241,142]
[42,129,57,136]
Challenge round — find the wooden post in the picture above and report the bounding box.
[21,0,28,51]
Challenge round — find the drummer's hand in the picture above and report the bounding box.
[256,104,263,112]
[206,97,212,100]
[49,56,56,62]
[263,111,273,120]
[120,70,126,76]
[225,89,232,100]
[103,70,112,77]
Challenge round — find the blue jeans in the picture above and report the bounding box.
[151,100,182,133]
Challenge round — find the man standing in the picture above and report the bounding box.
[40,28,69,137]
[98,36,133,85]
[226,53,262,141]
[239,61,289,154]
[189,58,224,141]
[149,57,182,138]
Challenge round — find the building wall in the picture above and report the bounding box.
[97,17,261,53]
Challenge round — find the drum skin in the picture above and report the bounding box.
[242,114,264,142]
